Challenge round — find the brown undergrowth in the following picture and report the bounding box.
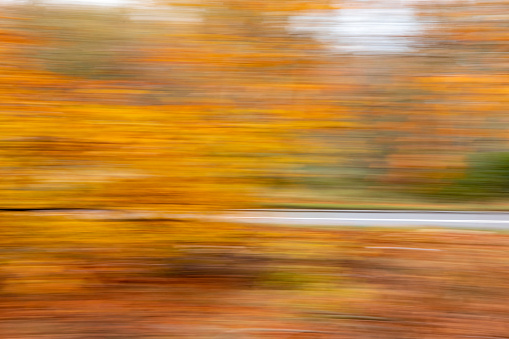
[1,222,509,338]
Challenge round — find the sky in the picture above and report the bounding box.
[292,5,421,53]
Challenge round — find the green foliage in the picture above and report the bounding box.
[258,270,319,289]
[441,152,509,200]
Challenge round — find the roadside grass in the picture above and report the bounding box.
[260,186,509,211]
[249,223,509,234]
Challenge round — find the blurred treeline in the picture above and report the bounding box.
[0,0,508,300]
[2,0,509,210]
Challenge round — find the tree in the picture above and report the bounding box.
[0,1,346,289]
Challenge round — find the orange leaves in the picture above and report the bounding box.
[234,0,338,13]
[164,0,338,13]
[418,75,509,86]
[0,30,33,44]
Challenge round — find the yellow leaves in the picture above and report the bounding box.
[474,87,509,95]
[73,88,149,95]
[265,83,329,91]
[0,0,349,214]
[418,75,509,85]
[415,75,509,104]
[260,0,340,13]
[147,48,235,65]
[164,0,338,12]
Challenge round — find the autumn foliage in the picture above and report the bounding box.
[0,0,509,326]
[3,0,509,211]
[2,1,509,338]
[0,0,351,299]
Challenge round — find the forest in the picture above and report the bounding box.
[1,0,509,338]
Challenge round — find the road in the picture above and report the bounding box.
[23,208,509,230]
[222,210,509,230]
